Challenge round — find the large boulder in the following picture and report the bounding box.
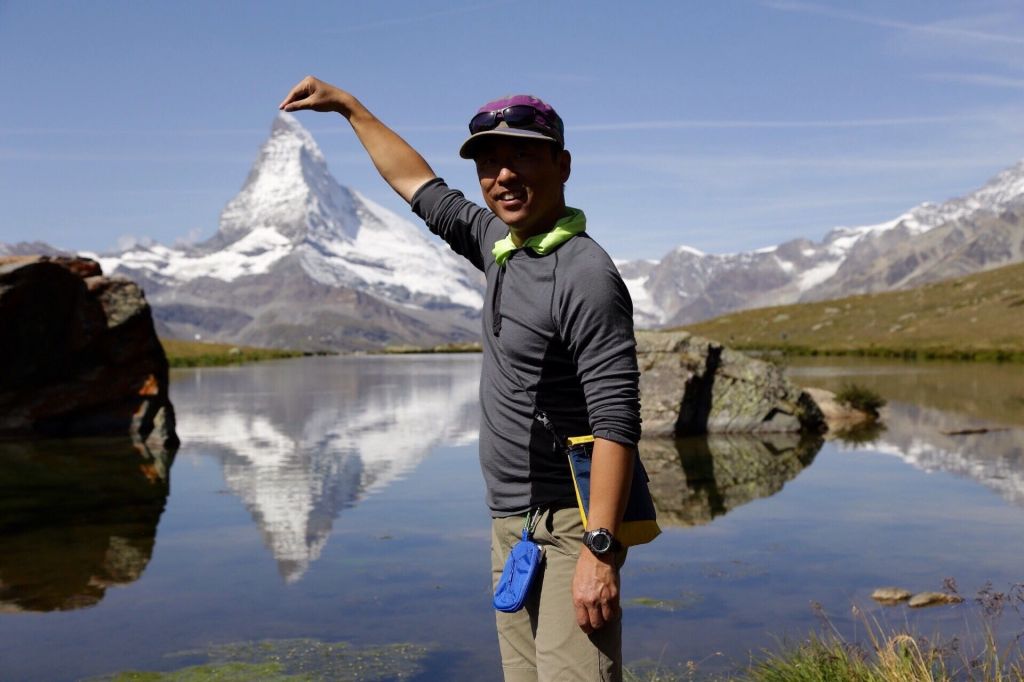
[0,256,178,451]
[637,330,825,436]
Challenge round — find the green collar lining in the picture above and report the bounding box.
[492,207,586,266]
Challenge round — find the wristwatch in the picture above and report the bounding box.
[582,528,622,555]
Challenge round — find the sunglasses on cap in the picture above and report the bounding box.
[468,105,564,140]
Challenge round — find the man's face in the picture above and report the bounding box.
[473,138,571,237]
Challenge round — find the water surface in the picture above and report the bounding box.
[2,355,1024,680]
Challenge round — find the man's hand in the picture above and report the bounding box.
[572,547,621,633]
[276,75,435,203]
[278,76,353,116]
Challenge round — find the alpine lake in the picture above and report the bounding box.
[2,353,1024,681]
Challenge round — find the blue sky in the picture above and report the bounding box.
[2,0,1023,261]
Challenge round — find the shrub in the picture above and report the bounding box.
[835,383,886,417]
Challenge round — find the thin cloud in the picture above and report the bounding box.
[579,188,925,214]
[762,1,1024,46]
[573,115,973,132]
[0,127,268,136]
[3,116,971,138]
[0,124,465,137]
[1,186,229,197]
[924,72,1024,90]
[524,72,600,85]
[0,149,250,163]
[318,1,508,35]
[578,152,1014,173]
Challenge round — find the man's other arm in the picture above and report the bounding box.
[556,252,642,633]
[279,76,436,203]
[573,437,633,634]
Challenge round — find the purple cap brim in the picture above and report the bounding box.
[458,125,561,159]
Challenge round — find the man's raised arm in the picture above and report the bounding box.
[279,76,437,204]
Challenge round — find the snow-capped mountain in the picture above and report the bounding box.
[622,159,1024,327]
[82,113,485,351]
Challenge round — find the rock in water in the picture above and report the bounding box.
[907,592,963,608]
[0,256,178,451]
[871,587,913,604]
[636,330,825,436]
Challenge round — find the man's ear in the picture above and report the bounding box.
[559,149,571,184]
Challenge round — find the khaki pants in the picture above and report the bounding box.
[491,507,626,682]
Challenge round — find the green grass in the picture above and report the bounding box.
[161,338,311,368]
[677,261,1024,362]
[376,341,483,354]
[88,638,429,681]
[624,582,1024,682]
[101,662,299,681]
[743,621,1024,682]
[627,627,1024,682]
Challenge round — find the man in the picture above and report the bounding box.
[279,77,642,681]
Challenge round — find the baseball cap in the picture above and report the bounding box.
[459,94,565,159]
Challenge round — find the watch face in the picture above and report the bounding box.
[590,531,612,553]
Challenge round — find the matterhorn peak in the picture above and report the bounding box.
[269,112,324,163]
[272,110,305,133]
[214,113,359,247]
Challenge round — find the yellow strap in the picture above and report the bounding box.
[568,461,589,530]
[566,435,593,529]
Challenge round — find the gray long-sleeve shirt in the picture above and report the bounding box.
[411,179,641,515]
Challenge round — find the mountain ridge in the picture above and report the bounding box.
[621,158,1024,327]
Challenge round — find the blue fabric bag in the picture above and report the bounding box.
[493,526,543,613]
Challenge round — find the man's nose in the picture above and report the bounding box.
[496,164,517,183]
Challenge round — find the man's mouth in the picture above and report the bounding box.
[497,190,524,203]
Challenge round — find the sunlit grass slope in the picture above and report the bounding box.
[161,339,308,368]
[677,261,1024,361]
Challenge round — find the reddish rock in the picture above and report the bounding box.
[0,256,178,451]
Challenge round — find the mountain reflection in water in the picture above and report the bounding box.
[860,401,1024,507]
[173,356,481,583]
[0,438,175,612]
[643,434,823,526]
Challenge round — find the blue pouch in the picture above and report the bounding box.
[493,518,543,613]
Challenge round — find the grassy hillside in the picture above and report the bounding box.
[161,338,309,368]
[677,261,1024,361]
